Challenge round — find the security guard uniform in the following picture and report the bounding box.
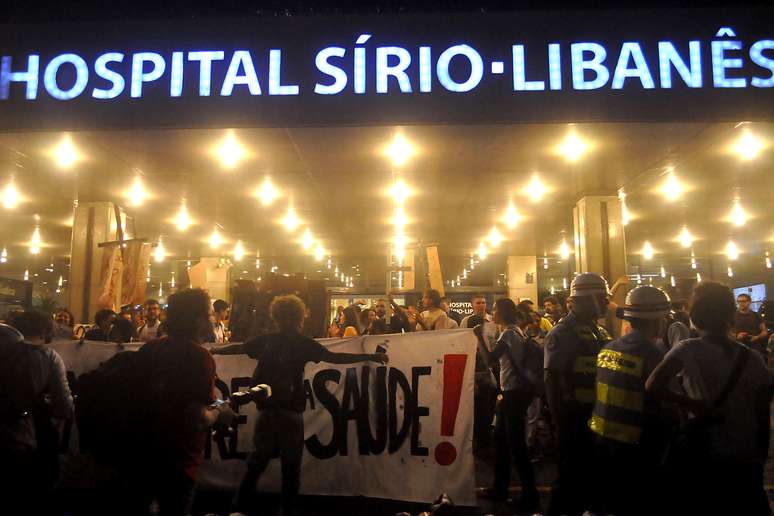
[544,275,612,516]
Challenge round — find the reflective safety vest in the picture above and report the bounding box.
[589,347,648,444]
[569,324,611,405]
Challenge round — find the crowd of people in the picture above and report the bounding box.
[0,275,772,516]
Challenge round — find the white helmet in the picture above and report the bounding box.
[623,286,671,320]
[569,273,610,298]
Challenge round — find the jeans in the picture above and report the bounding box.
[473,370,497,449]
[235,408,304,515]
[493,389,538,506]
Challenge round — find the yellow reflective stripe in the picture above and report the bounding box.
[574,388,596,404]
[596,382,644,412]
[573,356,597,374]
[589,413,641,444]
[597,349,643,377]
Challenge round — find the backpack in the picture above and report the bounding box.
[74,345,153,463]
[504,328,545,396]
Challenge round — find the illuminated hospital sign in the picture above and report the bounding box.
[2,29,773,101]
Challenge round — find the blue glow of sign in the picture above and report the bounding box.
[1,30,773,101]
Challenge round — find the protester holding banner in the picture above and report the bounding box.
[474,299,539,513]
[414,289,458,331]
[212,294,388,516]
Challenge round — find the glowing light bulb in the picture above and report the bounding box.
[327,258,332,270]
[2,180,20,209]
[642,241,654,260]
[388,179,411,205]
[314,244,325,262]
[636,273,643,285]
[170,273,176,289]
[477,241,488,260]
[670,275,676,287]
[393,207,408,228]
[58,275,63,287]
[394,246,406,263]
[729,201,748,227]
[660,266,667,278]
[696,272,702,283]
[559,239,571,260]
[153,237,165,263]
[0,247,6,263]
[30,226,42,254]
[212,131,248,169]
[733,130,765,161]
[23,269,29,281]
[209,227,222,249]
[679,227,693,248]
[301,228,314,250]
[525,175,548,202]
[233,240,245,261]
[550,285,556,295]
[543,256,549,270]
[503,200,520,229]
[661,172,683,202]
[51,135,82,170]
[487,226,503,248]
[556,129,589,162]
[727,266,734,278]
[726,241,740,260]
[282,205,300,232]
[174,201,193,231]
[767,252,772,270]
[126,176,147,207]
[256,177,278,206]
[384,133,414,167]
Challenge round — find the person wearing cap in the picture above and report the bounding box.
[590,286,671,516]
[544,272,612,516]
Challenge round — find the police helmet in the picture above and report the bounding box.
[569,273,610,298]
[623,286,671,320]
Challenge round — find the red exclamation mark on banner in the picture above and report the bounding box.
[434,353,468,466]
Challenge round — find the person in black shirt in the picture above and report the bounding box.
[84,309,116,341]
[213,294,388,516]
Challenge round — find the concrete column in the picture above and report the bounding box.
[573,195,628,334]
[69,202,121,324]
[507,255,537,302]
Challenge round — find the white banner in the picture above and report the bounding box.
[52,330,477,506]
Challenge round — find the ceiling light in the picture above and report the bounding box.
[642,241,654,260]
[679,226,693,248]
[153,237,165,262]
[487,226,503,248]
[696,272,702,283]
[525,174,548,202]
[670,275,676,287]
[660,171,683,202]
[388,178,411,204]
[559,239,571,260]
[394,246,406,263]
[314,243,325,262]
[170,272,176,289]
[281,205,300,232]
[2,180,20,209]
[726,240,740,260]
[212,131,248,169]
[233,240,245,261]
[556,129,589,162]
[543,256,549,269]
[30,226,42,254]
[477,241,488,260]
[660,266,667,278]
[766,252,772,269]
[50,135,82,170]
[384,133,414,167]
[301,228,314,250]
[126,176,147,207]
[728,201,748,227]
[503,200,520,229]
[618,190,631,226]
[58,275,63,287]
[209,227,222,249]
[0,247,7,263]
[393,206,408,228]
[732,129,765,161]
[24,269,29,281]
[174,201,193,231]
[727,266,734,278]
[690,251,697,270]
[256,177,279,206]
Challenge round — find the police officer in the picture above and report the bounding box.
[544,272,612,516]
[591,286,671,515]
